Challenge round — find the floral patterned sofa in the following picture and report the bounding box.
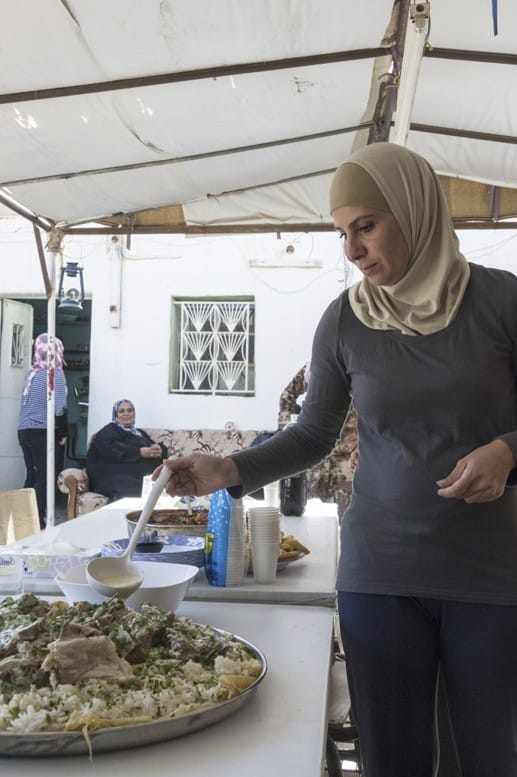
[57,422,356,519]
[57,424,261,519]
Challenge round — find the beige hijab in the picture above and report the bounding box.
[329,142,470,335]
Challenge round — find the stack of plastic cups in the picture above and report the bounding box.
[205,490,246,587]
[263,480,280,507]
[247,505,281,584]
[225,500,246,585]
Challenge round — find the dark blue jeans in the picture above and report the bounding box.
[338,591,517,777]
[18,428,64,527]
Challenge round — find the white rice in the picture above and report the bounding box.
[0,634,262,733]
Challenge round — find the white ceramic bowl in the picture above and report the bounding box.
[55,561,199,612]
[126,560,199,611]
[54,564,107,605]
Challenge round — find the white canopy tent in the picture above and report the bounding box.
[1,0,517,524]
[2,0,517,235]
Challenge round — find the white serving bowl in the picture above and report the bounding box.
[126,561,199,611]
[55,560,199,612]
[54,564,107,605]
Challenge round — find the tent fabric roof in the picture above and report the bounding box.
[1,0,517,234]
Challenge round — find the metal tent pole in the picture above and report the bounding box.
[390,2,430,147]
[44,229,64,530]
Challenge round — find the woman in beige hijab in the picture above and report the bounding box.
[162,143,517,777]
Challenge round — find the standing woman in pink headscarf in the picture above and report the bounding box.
[17,333,68,527]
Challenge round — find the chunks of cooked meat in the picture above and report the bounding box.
[0,656,32,688]
[42,622,134,686]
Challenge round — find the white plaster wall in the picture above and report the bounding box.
[88,231,354,434]
[1,218,517,447]
[0,221,355,438]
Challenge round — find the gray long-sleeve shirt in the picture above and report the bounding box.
[231,263,517,605]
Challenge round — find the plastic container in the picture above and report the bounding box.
[0,548,24,595]
[204,489,245,587]
[279,414,308,516]
[279,474,308,516]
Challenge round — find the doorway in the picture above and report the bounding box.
[17,298,92,467]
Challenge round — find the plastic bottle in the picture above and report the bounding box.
[279,474,308,516]
[279,414,308,516]
[204,489,246,586]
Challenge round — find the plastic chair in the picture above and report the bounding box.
[0,488,40,544]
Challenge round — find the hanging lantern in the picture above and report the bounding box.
[57,261,85,316]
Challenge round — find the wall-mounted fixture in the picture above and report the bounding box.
[249,241,322,268]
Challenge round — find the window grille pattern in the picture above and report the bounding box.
[10,324,24,367]
[170,298,255,394]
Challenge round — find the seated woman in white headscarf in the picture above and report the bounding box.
[86,399,167,501]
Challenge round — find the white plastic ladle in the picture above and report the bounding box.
[86,467,172,598]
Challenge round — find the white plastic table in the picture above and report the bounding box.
[0,600,335,776]
[21,497,339,607]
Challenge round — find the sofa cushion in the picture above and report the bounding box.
[57,467,89,495]
[56,427,264,518]
[145,428,260,458]
[57,425,355,518]
[76,491,109,515]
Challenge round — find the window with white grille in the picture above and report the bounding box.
[170,297,255,394]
